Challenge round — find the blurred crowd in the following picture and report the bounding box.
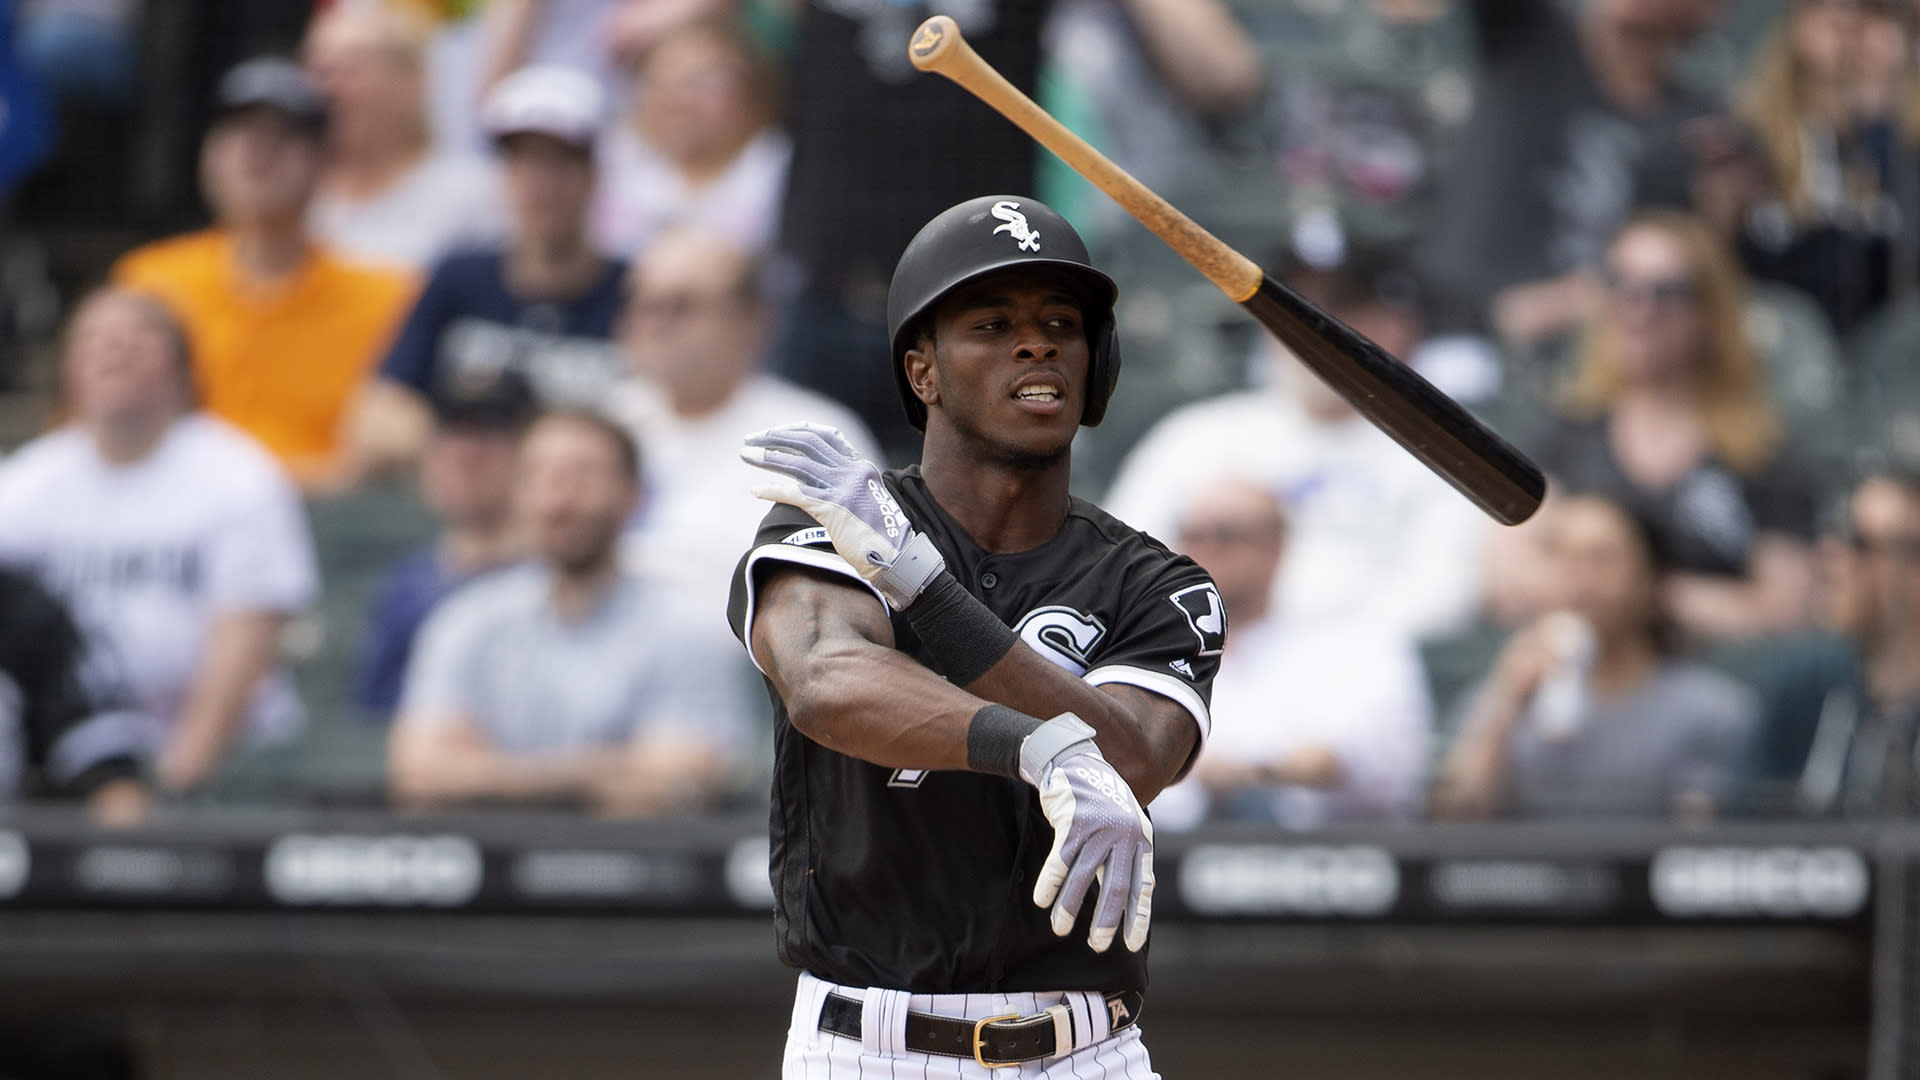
[0,0,1915,830]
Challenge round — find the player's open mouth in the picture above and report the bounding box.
[1010,375,1066,414]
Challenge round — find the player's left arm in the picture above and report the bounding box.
[957,653,1197,805]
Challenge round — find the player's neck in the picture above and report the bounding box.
[918,437,1072,554]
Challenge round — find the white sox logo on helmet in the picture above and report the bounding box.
[990,200,1041,252]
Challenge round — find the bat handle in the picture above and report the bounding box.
[909,15,1263,302]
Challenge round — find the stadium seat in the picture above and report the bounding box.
[1847,297,1920,467]
[214,482,436,806]
[1744,282,1852,474]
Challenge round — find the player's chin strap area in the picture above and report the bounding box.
[818,989,1144,1069]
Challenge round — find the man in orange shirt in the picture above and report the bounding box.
[114,57,415,491]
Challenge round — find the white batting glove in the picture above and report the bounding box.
[1021,714,1155,953]
[740,422,946,609]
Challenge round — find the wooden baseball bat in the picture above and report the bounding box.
[908,15,1545,526]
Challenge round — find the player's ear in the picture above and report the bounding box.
[904,337,940,411]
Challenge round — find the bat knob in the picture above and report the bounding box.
[909,15,961,71]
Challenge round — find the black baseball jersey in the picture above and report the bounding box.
[0,568,142,800]
[727,467,1224,994]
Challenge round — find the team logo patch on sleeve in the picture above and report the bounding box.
[1169,583,1226,657]
[780,527,831,547]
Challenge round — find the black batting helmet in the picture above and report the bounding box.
[887,195,1120,431]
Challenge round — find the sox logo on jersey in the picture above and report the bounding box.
[888,593,1209,788]
[1015,605,1105,674]
[889,605,1104,790]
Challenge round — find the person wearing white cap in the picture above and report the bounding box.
[349,65,627,475]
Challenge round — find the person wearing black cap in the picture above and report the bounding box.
[112,57,416,492]
[727,196,1223,1075]
[353,373,535,717]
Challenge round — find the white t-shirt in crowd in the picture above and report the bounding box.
[1103,385,1490,640]
[1152,613,1432,831]
[591,128,792,257]
[308,153,507,271]
[611,372,879,617]
[0,416,318,752]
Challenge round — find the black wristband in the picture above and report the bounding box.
[966,704,1045,780]
[904,572,1019,687]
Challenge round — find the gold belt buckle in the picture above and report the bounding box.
[972,1012,1022,1069]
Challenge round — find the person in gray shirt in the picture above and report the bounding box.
[1435,493,1756,820]
[389,409,753,815]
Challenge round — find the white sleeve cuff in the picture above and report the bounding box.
[1082,664,1212,743]
[738,544,888,673]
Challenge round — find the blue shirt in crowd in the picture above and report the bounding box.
[378,250,629,406]
[354,547,512,716]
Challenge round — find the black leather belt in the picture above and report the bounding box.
[817,988,1144,1069]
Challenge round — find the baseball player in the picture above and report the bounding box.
[728,195,1225,1076]
[0,567,148,821]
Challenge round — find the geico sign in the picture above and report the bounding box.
[265,834,482,907]
[1650,846,1868,918]
[1178,844,1398,917]
[0,831,25,900]
[724,835,775,910]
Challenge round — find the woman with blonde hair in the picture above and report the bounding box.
[1491,212,1820,643]
[304,1,506,269]
[591,16,789,257]
[1734,0,1920,334]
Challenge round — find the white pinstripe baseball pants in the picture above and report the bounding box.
[783,972,1161,1079]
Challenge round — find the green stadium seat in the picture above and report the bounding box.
[1744,282,1852,475]
[209,481,436,806]
[1847,297,1920,467]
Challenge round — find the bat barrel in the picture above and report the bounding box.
[1242,278,1545,525]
